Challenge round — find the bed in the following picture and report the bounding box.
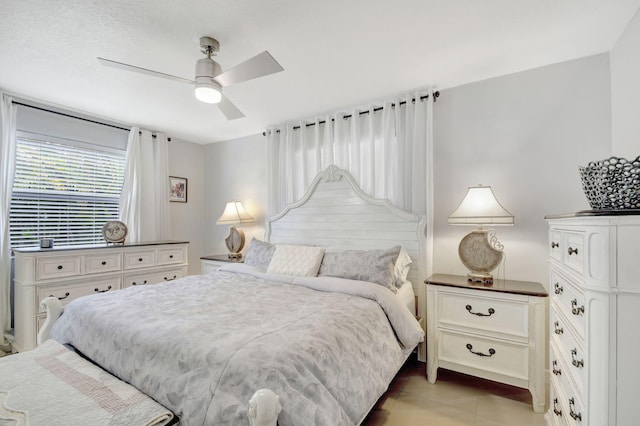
[38,165,427,426]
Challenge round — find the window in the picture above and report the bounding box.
[9,132,126,248]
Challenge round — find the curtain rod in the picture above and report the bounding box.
[12,101,171,141]
[262,91,439,136]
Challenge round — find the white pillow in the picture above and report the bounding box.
[266,245,326,277]
[394,247,413,287]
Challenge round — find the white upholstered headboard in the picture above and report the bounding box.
[265,165,427,295]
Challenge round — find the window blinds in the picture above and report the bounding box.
[10,135,125,248]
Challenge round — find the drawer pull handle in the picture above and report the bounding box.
[568,247,579,256]
[571,348,584,368]
[571,299,585,316]
[569,398,582,421]
[554,282,563,294]
[50,292,70,301]
[164,275,177,281]
[554,321,563,335]
[132,280,148,286]
[553,398,562,417]
[551,242,559,249]
[101,261,107,266]
[465,343,495,357]
[465,305,495,317]
[94,285,112,293]
[552,360,562,376]
[57,265,63,270]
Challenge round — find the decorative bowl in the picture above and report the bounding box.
[579,156,640,210]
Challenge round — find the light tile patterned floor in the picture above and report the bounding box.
[362,360,547,426]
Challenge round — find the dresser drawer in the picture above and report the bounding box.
[36,277,121,312]
[438,290,528,340]
[85,252,122,274]
[550,269,585,336]
[36,256,81,281]
[549,230,563,262]
[157,247,186,265]
[549,376,570,426]
[563,232,584,275]
[123,250,156,269]
[551,306,586,393]
[438,330,528,381]
[123,267,185,288]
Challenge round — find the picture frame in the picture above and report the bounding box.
[170,176,188,203]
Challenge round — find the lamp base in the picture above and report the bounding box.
[224,226,246,258]
[458,229,503,286]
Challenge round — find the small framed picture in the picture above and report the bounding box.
[170,176,188,203]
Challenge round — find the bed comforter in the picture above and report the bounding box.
[50,264,424,426]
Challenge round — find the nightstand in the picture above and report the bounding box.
[425,274,548,413]
[200,254,243,274]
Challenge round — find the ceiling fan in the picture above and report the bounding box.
[98,36,284,120]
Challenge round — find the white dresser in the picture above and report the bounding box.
[546,214,640,425]
[425,274,547,413]
[13,241,189,352]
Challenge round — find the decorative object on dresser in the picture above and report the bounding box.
[169,176,188,203]
[448,185,514,284]
[200,253,243,274]
[546,212,640,426]
[102,220,128,244]
[425,273,547,413]
[12,241,188,352]
[216,200,255,258]
[578,155,640,210]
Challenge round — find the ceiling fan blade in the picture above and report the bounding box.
[97,57,194,85]
[213,51,283,87]
[217,95,245,120]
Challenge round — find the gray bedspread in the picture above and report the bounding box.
[50,265,424,426]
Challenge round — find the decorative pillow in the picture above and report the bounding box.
[394,247,413,287]
[318,245,401,292]
[244,238,275,271]
[266,245,326,277]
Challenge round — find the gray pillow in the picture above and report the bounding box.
[318,246,401,292]
[244,238,275,271]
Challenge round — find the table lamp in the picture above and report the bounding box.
[216,201,255,258]
[448,185,514,284]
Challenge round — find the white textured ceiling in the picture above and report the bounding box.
[2,0,639,144]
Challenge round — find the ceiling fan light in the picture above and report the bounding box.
[195,78,222,104]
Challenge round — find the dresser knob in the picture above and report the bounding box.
[57,265,63,270]
[571,348,584,368]
[50,292,70,301]
[465,343,495,357]
[465,305,495,317]
[551,242,559,249]
[554,321,564,335]
[101,261,107,265]
[164,275,177,281]
[571,299,585,316]
[553,398,562,417]
[552,360,562,376]
[94,285,112,293]
[569,398,582,421]
[138,258,143,262]
[554,282,563,294]
[169,255,174,259]
[568,247,579,256]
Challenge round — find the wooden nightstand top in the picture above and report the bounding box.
[200,254,244,263]
[425,274,547,297]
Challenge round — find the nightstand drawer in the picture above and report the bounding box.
[438,330,528,381]
[438,290,528,340]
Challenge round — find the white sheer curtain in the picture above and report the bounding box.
[0,93,16,355]
[266,88,435,274]
[119,128,171,242]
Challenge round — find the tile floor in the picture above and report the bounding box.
[362,359,547,426]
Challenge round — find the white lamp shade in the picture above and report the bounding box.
[216,201,255,225]
[448,186,514,225]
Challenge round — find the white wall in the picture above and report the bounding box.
[203,134,268,262]
[433,54,612,288]
[168,138,206,275]
[611,8,640,158]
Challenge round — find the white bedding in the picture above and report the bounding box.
[50,265,424,426]
[397,281,416,315]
